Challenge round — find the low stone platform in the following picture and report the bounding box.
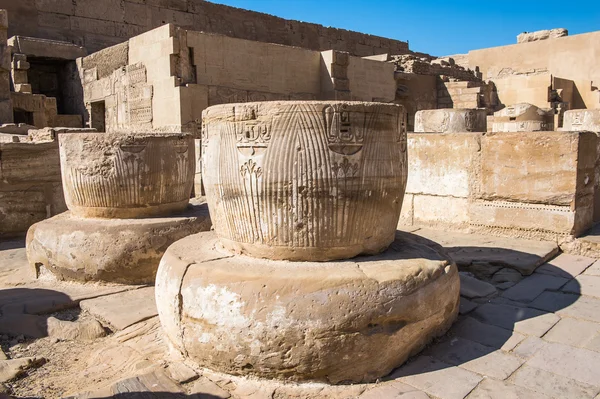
[156,230,460,384]
[26,201,211,284]
[3,230,600,398]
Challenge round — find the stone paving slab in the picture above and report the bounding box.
[501,273,569,302]
[0,244,33,287]
[406,227,559,275]
[0,283,141,315]
[510,364,600,398]
[543,317,600,349]
[527,341,600,386]
[451,316,526,351]
[585,334,600,352]
[459,297,478,315]
[359,381,428,399]
[535,253,596,279]
[584,260,600,276]
[529,291,600,323]
[459,273,497,298]
[425,336,524,380]
[467,378,548,399]
[390,356,483,399]
[563,274,600,298]
[512,337,547,359]
[471,302,560,337]
[79,287,157,331]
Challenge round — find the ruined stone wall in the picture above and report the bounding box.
[81,24,397,134]
[399,131,596,242]
[0,140,66,237]
[467,31,600,110]
[0,0,409,57]
[0,9,11,123]
[394,74,438,131]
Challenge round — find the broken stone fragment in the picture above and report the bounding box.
[0,357,46,383]
[46,317,106,341]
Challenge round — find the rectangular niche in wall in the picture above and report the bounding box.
[90,101,106,132]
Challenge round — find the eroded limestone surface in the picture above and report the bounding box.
[414,108,487,133]
[59,132,195,219]
[26,201,211,284]
[202,101,407,261]
[155,231,460,384]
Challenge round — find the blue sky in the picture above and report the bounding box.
[209,0,600,56]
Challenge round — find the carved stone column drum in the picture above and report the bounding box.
[60,133,194,218]
[202,101,407,261]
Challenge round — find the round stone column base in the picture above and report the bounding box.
[156,231,460,384]
[26,202,211,284]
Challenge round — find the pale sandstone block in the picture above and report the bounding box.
[584,260,600,276]
[471,303,559,337]
[468,200,577,238]
[480,131,595,206]
[359,382,428,399]
[527,341,600,386]
[563,109,600,132]
[562,275,600,298]
[535,253,595,278]
[413,195,469,228]
[79,287,156,331]
[406,132,481,197]
[512,336,548,359]
[529,291,600,323]
[511,364,599,399]
[543,317,600,348]
[426,337,525,379]
[391,356,483,399]
[468,378,548,399]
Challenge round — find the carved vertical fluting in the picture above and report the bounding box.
[202,101,406,261]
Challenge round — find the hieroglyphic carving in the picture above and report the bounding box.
[323,104,365,155]
[202,101,407,261]
[60,133,194,218]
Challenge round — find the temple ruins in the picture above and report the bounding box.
[1,1,600,398]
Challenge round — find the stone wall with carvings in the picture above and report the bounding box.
[399,131,597,242]
[81,24,398,135]
[0,0,409,57]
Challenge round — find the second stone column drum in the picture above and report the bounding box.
[60,133,194,218]
[202,101,407,261]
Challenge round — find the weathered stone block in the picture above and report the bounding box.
[26,203,211,284]
[203,101,406,261]
[479,131,594,206]
[155,230,459,383]
[563,109,600,132]
[60,132,195,218]
[8,35,86,60]
[414,109,487,133]
[517,28,568,43]
[406,132,482,198]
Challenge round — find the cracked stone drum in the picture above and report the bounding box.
[59,132,194,218]
[201,101,408,261]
